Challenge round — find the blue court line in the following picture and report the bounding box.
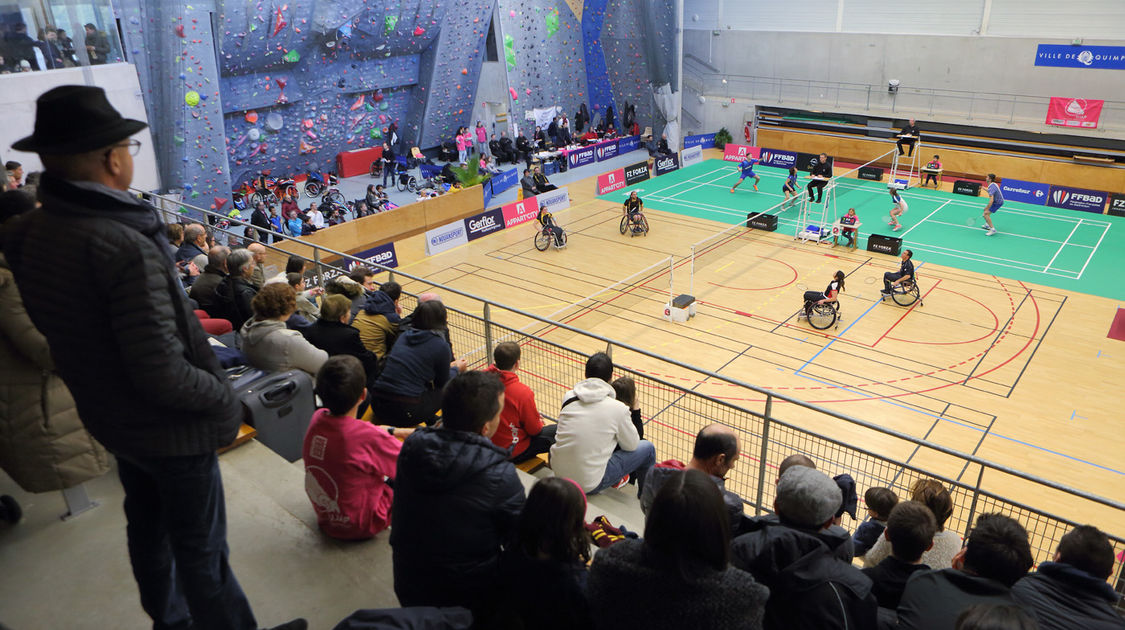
[794,371,1125,477]
[795,295,887,374]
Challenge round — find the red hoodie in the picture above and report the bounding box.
[484,365,543,458]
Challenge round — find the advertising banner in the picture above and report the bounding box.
[684,133,716,149]
[858,166,883,181]
[953,180,981,196]
[501,197,540,228]
[465,208,505,241]
[759,148,797,169]
[491,167,518,193]
[795,152,826,172]
[681,145,703,168]
[722,143,759,162]
[597,168,626,195]
[567,146,596,169]
[654,154,680,176]
[424,221,468,255]
[1035,44,1125,70]
[998,178,1050,205]
[617,135,641,154]
[350,242,399,270]
[595,139,620,162]
[536,186,571,214]
[1046,97,1104,129]
[624,161,651,186]
[1047,185,1108,213]
[1108,193,1125,217]
[482,179,493,209]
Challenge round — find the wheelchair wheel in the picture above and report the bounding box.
[619,215,629,235]
[370,162,382,178]
[891,282,920,307]
[534,230,552,251]
[406,176,419,193]
[325,190,345,206]
[248,191,265,206]
[638,215,650,235]
[396,173,409,192]
[304,182,322,198]
[808,303,838,330]
[281,184,299,200]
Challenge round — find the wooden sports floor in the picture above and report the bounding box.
[387,150,1125,539]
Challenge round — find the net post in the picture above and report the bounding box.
[690,246,696,297]
[754,396,772,516]
[669,256,674,307]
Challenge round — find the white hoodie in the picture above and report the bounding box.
[549,378,639,491]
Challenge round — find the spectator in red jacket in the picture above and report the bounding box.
[485,341,556,463]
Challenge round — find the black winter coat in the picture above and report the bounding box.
[897,568,1014,630]
[2,174,241,457]
[390,427,525,614]
[188,265,227,317]
[217,275,257,329]
[300,319,379,386]
[1011,562,1125,630]
[732,516,877,630]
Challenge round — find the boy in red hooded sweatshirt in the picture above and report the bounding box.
[485,341,556,462]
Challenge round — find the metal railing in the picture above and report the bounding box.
[151,190,1125,604]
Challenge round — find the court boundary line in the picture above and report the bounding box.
[1044,219,1083,272]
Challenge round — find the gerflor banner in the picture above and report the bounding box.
[654,154,680,176]
[464,207,505,241]
[1046,185,1108,213]
[624,161,650,186]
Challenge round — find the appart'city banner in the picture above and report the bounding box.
[722,143,760,162]
[1046,97,1103,129]
[596,168,626,195]
[501,186,571,227]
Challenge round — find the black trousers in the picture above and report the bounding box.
[897,138,916,155]
[883,271,905,294]
[807,179,828,202]
[371,389,442,428]
[924,173,938,186]
[510,424,558,463]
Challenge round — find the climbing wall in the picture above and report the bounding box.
[496,0,588,131]
[602,0,655,132]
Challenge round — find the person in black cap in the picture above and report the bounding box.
[1,86,305,630]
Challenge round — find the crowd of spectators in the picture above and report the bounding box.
[1,22,113,72]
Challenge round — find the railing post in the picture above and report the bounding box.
[865,85,871,111]
[754,396,772,516]
[313,248,324,289]
[605,342,613,361]
[483,303,494,358]
[963,464,986,540]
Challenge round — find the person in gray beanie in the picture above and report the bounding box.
[732,466,878,629]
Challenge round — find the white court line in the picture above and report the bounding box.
[1077,222,1112,279]
[661,169,739,200]
[905,245,1079,279]
[925,219,1094,247]
[1044,219,1083,272]
[900,200,951,238]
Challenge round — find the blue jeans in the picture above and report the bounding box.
[117,452,257,630]
[590,440,656,496]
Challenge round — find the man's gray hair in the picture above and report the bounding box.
[184,223,206,243]
[775,466,841,528]
[207,245,230,268]
[227,248,254,276]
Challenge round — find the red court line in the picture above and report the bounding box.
[886,287,1001,346]
[707,256,799,291]
[874,280,943,347]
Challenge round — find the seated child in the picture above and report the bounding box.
[853,486,899,556]
[303,355,412,540]
[860,500,935,610]
[835,207,859,248]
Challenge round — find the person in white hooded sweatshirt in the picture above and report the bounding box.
[550,352,656,495]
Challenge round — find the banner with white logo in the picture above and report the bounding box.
[464,208,505,241]
[1046,97,1103,129]
[567,145,597,169]
[595,139,620,162]
[1046,185,1108,213]
[684,133,716,149]
[1035,44,1125,70]
[424,221,469,255]
[624,161,651,186]
[617,136,641,154]
[681,145,703,167]
[998,179,1049,206]
[759,148,797,168]
[597,168,626,195]
[1108,193,1125,218]
[654,154,680,176]
[501,186,571,228]
[722,143,759,163]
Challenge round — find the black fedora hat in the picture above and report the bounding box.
[12,85,148,155]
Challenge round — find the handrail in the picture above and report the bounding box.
[143,186,1125,516]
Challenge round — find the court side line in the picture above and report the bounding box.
[1044,219,1082,272]
[900,200,951,238]
[1076,222,1111,279]
[637,165,728,196]
[906,243,1079,279]
[1005,289,1065,398]
[925,219,1094,247]
[873,280,943,346]
[660,169,738,200]
[793,298,884,374]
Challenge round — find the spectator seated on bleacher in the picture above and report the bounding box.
[216,248,258,329]
[492,477,592,630]
[284,273,319,324]
[864,479,961,569]
[589,469,770,629]
[176,223,209,276]
[732,465,878,630]
[898,513,1033,630]
[188,245,230,317]
[830,472,860,559]
[1011,525,1125,630]
[853,486,899,557]
[549,352,655,496]
[302,356,411,540]
[323,272,364,322]
[755,454,854,564]
[239,283,327,377]
[861,501,936,614]
[369,300,466,428]
[641,424,748,535]
[301,295,379,388]
[351,280,401,361]
[483,341,555,463]
[391,371,525,619]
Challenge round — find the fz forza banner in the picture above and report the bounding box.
[597,168,626,195]
[1046,185,1108,213]
[624,161,650,186]
[759,148,797,168]
[654,154,680,176]
[1108,194,1125,217]
[1046,97,1103,129]
[722,143,759,162]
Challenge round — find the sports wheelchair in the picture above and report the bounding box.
[534,221,567,251]
[882,278,923,307]
[619,211,649,237]
[798,299,841,330]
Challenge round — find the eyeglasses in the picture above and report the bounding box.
[106,139,142,157]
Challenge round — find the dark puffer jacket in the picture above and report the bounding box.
[732,516,877,630]
[1011,562,1125,630]
[2,174,241,458]
[390,427,525,614]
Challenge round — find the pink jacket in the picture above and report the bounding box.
[456,135,468,151]
[475,126,487,142]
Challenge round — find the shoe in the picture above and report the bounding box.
[753,184,758,191]
[986,228,996,236]
[879,291,890,299]
[892,224,901,231]
[981,224,989,230]
[0,495,21,523]
[611,474,630,489]
[730,188,736,193]
[264,619,308,630]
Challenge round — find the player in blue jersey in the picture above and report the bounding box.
[730,156,760,193]
[782,166,798,206]
[982,173,1003,236]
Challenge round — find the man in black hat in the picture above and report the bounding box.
[2,86,305,630]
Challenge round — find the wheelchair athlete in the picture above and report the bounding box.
[623,190,645,233]
[802,270,845,319]
[537,205,565,247]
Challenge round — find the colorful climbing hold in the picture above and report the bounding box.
[185,90,200,106]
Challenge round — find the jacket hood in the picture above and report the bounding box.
[400,427,510,491]
[736,518,872,598]
[362,289,401,321]
[240,317,286,344]
[402,327,442,346]
[484,365,520,388]
[1036,562,1120,602]
[571,377,616,404]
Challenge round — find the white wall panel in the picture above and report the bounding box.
[683,0,721,29]
[842,0,985,36]
[988,0,1125,39]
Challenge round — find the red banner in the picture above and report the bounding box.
[596,168,626,195]
[1046,97,1103,129]
[501,196,540,228]
[722,144,760,162]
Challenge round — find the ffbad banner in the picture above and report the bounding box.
[1046,97,1103,129]
[1047,185,1108,213]
[722,143,760,162]
[597,168,627,195]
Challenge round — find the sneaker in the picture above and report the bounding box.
[981,224,989,230]
[753,184,759,191]
[986,228,996,236]
[892,224,901,231]
[879,290,890,299]
[264,619,307,630]
[729,188,736,193]
[611,474,631,489]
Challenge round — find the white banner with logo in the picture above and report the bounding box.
[681,144,703,168]
[424,221,469,256]
[535,186,570,213]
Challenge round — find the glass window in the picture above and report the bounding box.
[0,0,123,73]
